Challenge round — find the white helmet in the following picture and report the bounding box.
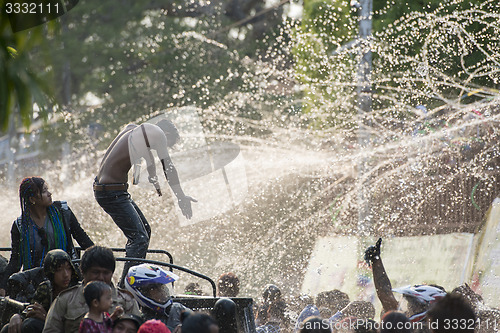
[392,285,446,304]
[125,264,179,314]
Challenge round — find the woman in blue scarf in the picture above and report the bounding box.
[0,177,94,295]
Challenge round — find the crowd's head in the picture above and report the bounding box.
[81,245,116,284]
[19,177,47,213]
[380,311,413,333]
[299,316,331,333]
[125,264,178,315]
[316,290,350,314]
[43,249,79,289]
[185,282,203,296]
[427,293,476,333]
[262,284,282,304]
[217,272,240,298]
[182,313,219,333]
[84,280,113,311]
[137,319,171,333]
[113,314,144,333]
[156,119,180,148]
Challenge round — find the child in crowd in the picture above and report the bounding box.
[79,281,124,333]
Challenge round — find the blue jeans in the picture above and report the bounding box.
[94,189,151,286]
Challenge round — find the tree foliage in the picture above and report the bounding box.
[292,0,500,128]
[3,0,286,140]
[0,6,55,132]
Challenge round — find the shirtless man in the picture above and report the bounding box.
[94,121,196,286]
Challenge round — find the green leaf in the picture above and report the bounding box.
[6,46,18,58]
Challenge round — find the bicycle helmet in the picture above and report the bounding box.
[392,285,446,304]
[125,264,179,314]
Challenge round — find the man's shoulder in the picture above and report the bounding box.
[172,302,187,311]
[57,283,83,298]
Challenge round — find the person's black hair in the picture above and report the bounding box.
[113,314,144,329]
[19,177,45,224]
[427,293,476,332]
[81,245,115,274]
[355,319,378,333]
[182,313,219,333]
[316,289,350,312]
[213,298,238,333]
[185,282,203,295]
[263,284,281,303]
[217,272,240,297]
[381,311,413,332]
[299,316,331,333]
[83,280,111,307]
[180,308,194,323]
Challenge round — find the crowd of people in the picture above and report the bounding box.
[0,237,495,333]
[0,126,497,332]
[248,238,500,333]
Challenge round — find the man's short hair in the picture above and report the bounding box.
[81,246,116,274]
[156,119,180,147]
[217,272,240,297]
[316,289,350,312]
[427,293,476,332]
[344,301,375,320]
[380,311,412,333]
[113,313,143,330]
[299,316,331,333]
[182,313,218,333]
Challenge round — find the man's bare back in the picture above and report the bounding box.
[96,124,137,184]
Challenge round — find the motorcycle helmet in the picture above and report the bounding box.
[125,264,179,314]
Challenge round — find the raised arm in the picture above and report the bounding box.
[364,238,399,313]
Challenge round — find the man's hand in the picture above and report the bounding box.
[110,306,124,321]
[364,238,382,266]
[8,314,22,333]
[178,195,197,219]
[149,176,162,196]
[25,302,46,321]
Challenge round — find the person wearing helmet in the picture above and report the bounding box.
[364,238,446,329]
[125,264,187,332]
[1,249,80,333]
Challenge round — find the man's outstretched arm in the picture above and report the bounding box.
[161,158,196,219]
[365,238,399,313]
